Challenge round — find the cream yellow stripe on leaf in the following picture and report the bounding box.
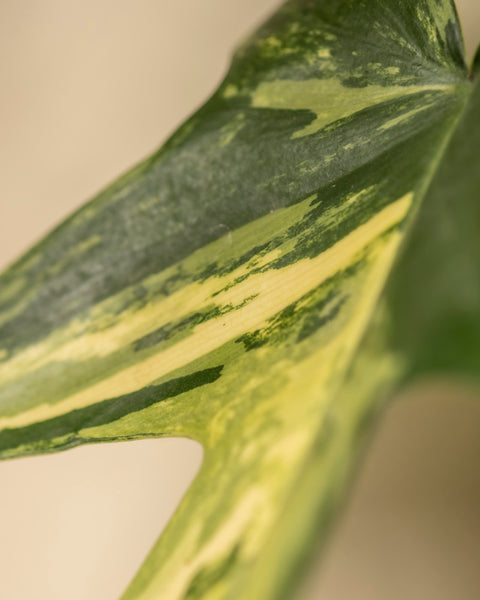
[0,193,413,431]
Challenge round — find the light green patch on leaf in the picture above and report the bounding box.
[250,78,453,138]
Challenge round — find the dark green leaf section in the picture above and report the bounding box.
[383,64,480,377]
[232,0,466,85]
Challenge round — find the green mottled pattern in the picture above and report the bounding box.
[0,1,478,599]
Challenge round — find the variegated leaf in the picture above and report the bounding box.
[1,1,479,599]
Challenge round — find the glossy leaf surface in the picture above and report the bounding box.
[0,1,479,598]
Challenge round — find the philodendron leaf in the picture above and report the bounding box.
[1,0,479,598]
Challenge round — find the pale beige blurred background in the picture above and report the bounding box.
[0,2,480,599]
